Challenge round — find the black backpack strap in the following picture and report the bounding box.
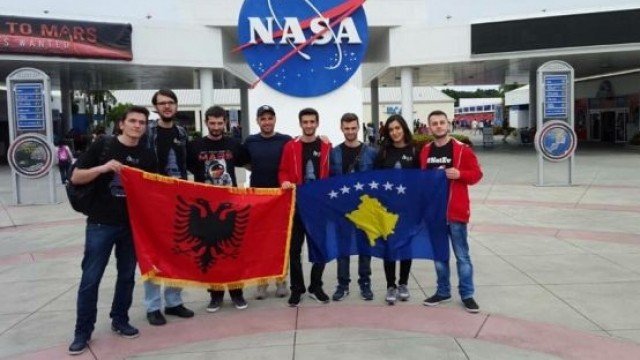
[98,135,115,165]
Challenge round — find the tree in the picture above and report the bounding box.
[105,103,134,133]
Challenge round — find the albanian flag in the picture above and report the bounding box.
[120,167,294,289]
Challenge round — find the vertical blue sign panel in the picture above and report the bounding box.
[14,83,45,131]
[543,74,568,119]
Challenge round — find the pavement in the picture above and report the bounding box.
[1,133,640,359]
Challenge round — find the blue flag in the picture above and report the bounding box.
[297,169,449,263]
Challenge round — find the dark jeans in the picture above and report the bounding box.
[59,161,72,184]
[74,223,137,337]
[290,212,325,294]
[383,260,412,288]
[337,255,371,288]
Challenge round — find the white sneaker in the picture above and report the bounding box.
[385,287,397,305]
[275,281,289,298]
[397,284,410,301]
[255,284,268,300]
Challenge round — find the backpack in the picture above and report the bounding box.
[65,136,114,215]
[57,146,70,163]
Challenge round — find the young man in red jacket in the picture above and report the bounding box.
[279,107,331,307]
[420,110,483,313]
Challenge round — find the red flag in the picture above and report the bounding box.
[120,167,294,289]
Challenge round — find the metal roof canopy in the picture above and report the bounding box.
[0,58,240,90]
[376,47,640,87]
[2,36,640,92]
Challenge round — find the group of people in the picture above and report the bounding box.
[67,89,483,355]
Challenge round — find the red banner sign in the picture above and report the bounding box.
[0,15,132,60]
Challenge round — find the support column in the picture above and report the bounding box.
[199,68,214,134]
[400,67,413,129]
[371,78,380,140]
[240,82,250,139]
[60,69,73,134]
[529,70,537,129]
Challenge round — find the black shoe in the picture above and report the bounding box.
[146,310,167,326]
[111,322,139,338]
[462,297,480,313]
[231,295,248,310]
[165,304,195,318]
[207,296,223,313]
[332,286,349,301]
[308,287,330,304]
[423,294,452,307]
[360,283,374,301]
[288,292,303,307]
[68,334,89,355]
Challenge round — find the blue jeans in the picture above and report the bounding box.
[74,223,137,337]
[336,255,372,288]
[434,222,475,299]
[143,282,183,312]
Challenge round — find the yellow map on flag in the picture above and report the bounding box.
[345,194,399,246]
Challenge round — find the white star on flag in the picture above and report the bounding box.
[340,185,350,194]
[383,181,394,190]
[368,181,379,189]
[396,184,407,194]
[328,190,338,199]
[354,182,364,191]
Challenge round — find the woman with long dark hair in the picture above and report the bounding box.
[374,114,419,305]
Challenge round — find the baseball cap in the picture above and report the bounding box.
[257,105,276,117]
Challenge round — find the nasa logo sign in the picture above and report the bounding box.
[236,0,368,97]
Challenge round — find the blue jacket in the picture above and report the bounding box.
[330,143,378,176]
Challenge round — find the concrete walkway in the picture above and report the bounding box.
[1,139,639,359]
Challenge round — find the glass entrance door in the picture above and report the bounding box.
[615,111,628,143]
[588,112,601,141]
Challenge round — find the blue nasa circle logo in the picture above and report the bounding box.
[237,0,368,97]
[534,120,577,162]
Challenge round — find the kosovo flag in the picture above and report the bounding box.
[297,169,449,263]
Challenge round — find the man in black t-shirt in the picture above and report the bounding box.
[68,106,157,355]
[143,89,194,327]
[243,105,292,299]
[279,108,332,307]
[187,105,249,313]
[329,113,378,302]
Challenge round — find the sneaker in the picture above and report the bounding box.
[68,334,90,355]
[423,293,452,307]
[288,291,303,307]
[207,295,223,313]
[231,294,248,310]
[308,287,330,304]
[332,286,349,301]
[385,287,397,305]
[397,284,410,301]
[146,310,167,326]
[360,283,374,301]
[165,304,194,318]
[255,284,268,300]
[462,297,480,313]
[275,281,289,298]
[111,322,139,339]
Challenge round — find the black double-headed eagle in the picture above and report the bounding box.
[174,196,250,273]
